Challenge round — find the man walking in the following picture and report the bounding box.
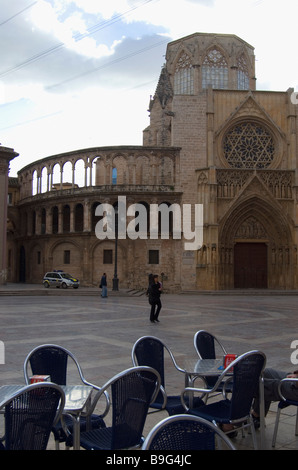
[148,275,162,323]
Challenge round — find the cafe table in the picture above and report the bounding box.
[182,357,266,450]
[0,383,93,450]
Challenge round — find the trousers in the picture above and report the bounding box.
[150,299,162,321]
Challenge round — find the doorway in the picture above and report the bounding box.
[234,243,267,288]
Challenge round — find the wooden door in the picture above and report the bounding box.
[234,243,267,288]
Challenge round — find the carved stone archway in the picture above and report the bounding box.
[219,196,293,289]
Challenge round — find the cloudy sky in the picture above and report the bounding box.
[1,0,297,177]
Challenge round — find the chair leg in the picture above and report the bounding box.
[272,407,281,448]
[249,416,258,450]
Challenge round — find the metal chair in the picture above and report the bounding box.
[23,344,108,449]
[181,350,266,449]
[132,336,204,415]
[194,330,233,400]
[142,414,236,450]
[194,330,228,361]
[272,377,298,447]
[78,366,161,450]
[0,382,65,450]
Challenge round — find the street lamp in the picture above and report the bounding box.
[112,204,119,291]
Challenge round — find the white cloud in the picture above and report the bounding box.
[70,0,140,18]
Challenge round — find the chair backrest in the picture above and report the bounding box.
[1,382,65,450]
[131,336,182,404]
[132,336,166,386]
[23,344,85,386]
[142,414,236,450]
[105,366,160,449]
[194,330,227,359]
[228,350,266,421]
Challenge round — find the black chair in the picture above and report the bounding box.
[132,336,203,415]
[0,382,65,450]
[194,330,233,400]
[23,344,108,449]
[78,366,161,450]
[182,350,266,449]
[142,414,236,450]
[272,377,298,447]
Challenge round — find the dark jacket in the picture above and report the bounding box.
[148,282,161,304]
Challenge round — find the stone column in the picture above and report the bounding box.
[0,146,19,284]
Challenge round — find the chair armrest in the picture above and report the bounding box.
[180,386,212,411]
[278,377,298,402]
[155,385,167,409]
[81,388,111,419]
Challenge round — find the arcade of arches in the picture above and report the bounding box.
[6,32,298,291]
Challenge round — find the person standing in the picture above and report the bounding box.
[148,274,162,323]
[100,273,108,298]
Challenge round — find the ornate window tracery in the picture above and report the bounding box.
[174,52,194,95]
[202,48,228,89]
[237,54,250,90]
[223,122,275,169]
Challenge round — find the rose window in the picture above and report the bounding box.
[223,122,275,169]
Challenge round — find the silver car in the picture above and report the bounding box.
[43,271,80,289]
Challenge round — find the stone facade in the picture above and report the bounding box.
[6,32,298,291]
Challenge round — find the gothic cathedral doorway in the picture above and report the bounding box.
[234,242,267,288]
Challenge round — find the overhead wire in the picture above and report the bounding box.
[0,0,162,131]
[0,1,38,27]
[0,0,158,78]
[46,37,168,90]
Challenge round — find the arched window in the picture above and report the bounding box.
[174,52,194,95]
[92,202,103,232]
[41,208,46,234]
[237,54,250,90]
[63,205,70,233]
[75,203,84,232]
[74,159,85,187]
[202,48,228,89]
[112,167,117,185]
[32,170,38,196]
[41,167,48,193]
[52,206,59,234]
[32,210,36,234]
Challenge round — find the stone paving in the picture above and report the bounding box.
[0,283,298,451]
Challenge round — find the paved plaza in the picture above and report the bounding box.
[1,284,298,451]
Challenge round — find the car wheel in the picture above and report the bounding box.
[61,282,67,289]
[73,286,79,289]
[43,281,50,288]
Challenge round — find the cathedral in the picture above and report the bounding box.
[5,32,298,291]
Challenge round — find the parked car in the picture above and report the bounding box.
[43,271,80,289]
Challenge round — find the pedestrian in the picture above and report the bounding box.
[148,274,162,323]
[100,272,108,298]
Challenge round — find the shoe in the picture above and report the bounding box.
[155,319,160,322]
[150,320,155,323]
[219,424,238,439]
